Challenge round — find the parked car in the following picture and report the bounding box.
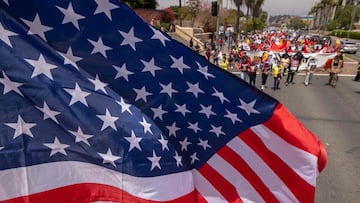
[340,40,358,54]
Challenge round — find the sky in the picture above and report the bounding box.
[157,0,320,16]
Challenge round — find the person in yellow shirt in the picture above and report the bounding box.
[272,60,282,90]
[220,54,229,70]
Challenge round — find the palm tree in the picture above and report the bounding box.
[233,0,244,35]
[252,0,265,30]
[252,0,265,18]
[244,0,253,33]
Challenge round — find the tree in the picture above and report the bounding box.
[162,8,176,23]
[288,17,307,30]
[252,0,265,30]
[233,0,244,35]
[122,0,158,9]
[244,0,253,33]
[186,0,200,27]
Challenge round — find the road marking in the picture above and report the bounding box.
[344,56,358,63]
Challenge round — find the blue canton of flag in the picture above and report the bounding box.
[0,0,327,203]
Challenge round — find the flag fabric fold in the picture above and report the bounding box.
[0,0,327,202]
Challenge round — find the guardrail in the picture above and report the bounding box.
[174,25,204,51]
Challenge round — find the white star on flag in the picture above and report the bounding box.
[134,86,152,102]
[190,152,199,164]
[0,23,18,47]
[175,104,190,116]
[22,13,53,40]
[170,56,191,74]
[147,150,161,171]
[5,115,36,139]
[151,105,167,120]
[125,130,142,152]
[160,82,178,98]
[94,0,118,20]
[64,83,90,106]
[116,97,133,115]
[25,54,58,80]
[44,137,69,156]
[68,127,94,146]
[98,148,121,167]
[238,99,261,116]
[113,64,134,81]
[198,138,211,150]
[149,25,170,46]
[36,102,61,124]
[89,74,108,94]
[158,135,169,151]
[212,87,230,104]
[119,27,143,51]
[225,109,242,124]
[0,71,23,96]
[173,151,183,167]
[56,2,85,30]
[139,117,152,134]
[88,36,112,57]
[97,108,118,131]
[140,58,162,77]
[186,82,205,98]
[180,137,191,152]
[196,62,215,80]
[167,122,180,137]
[59,46,82,70]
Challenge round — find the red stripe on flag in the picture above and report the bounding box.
[218,146,280,203]
[199,163,243,203]
[263,104,328,172]
[0,183,200,203]
[240,129,315,203]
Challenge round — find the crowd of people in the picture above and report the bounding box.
[193,30,360,89]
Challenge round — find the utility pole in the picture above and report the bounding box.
[215,0,222,50]
[179,0,182,26]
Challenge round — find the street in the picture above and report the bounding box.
[255,73,360,203]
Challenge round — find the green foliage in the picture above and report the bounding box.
[331,30,360,40]
[288,17,307,30]
[162,8,176,23]
[122,0,158,9]
[224,9,238,26]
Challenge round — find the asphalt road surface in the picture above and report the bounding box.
[254,73,360,203]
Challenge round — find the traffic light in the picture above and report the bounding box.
[211,1,218,16]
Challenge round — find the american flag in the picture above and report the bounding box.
[0,0,327,202]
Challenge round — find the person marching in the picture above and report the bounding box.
[327,51,343,87]
[354,61,360,82]
[285,55,299,86]
[260,62,271,90]
[304,57,317,86]
[248,58,257,86]
[272,60,282,90]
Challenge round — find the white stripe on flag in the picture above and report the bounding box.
[0,161,194,201]
[192,170,227,203]
[251,125,318,186]
[208,154,265,203]
[227,136,299,203]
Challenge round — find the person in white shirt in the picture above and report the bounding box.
[305,57,317,86]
